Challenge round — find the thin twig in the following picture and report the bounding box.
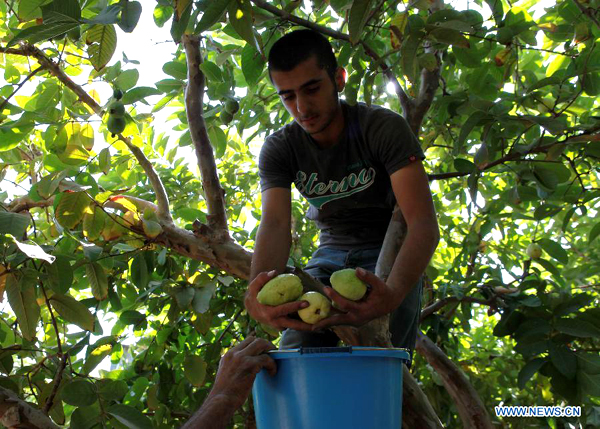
[0,66,43,112]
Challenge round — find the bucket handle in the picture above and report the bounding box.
[299,346,352,354]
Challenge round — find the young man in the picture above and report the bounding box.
[245,30,439,352]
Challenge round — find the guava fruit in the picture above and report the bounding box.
[108,101,125,117]
[330,268,367,301]
[107,115,126,135]
[298,292,331,324]
[257,273,303,306]
[113,88,123,100]
[526,243,542,259]
[224,99,239,114]
[220,110,234,125]
[143,219,162,238]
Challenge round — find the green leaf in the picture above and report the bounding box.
[86,262,108,301]
[107,404,153,429]
[18,0,45,21]
[86,25,117,71]
[458,111,491,149]
[98,148,111,174]
[401,34,420,84]
[196,0,233,33]
[170,0,193,43]
[549,342,577,380]
[114,69,139,91]
[175,287,195,309]
[348,0,373,45]
[577,352,600,374]
[183,354,207,387]
[130,255,149,289]
[98,379,128,401]
[83,205,107,242]
[555,318,600,338]
[62,379,97,407]
[119,310,145,325]
[555,294,594,316]
[50,293,95,331]
[581,73,600,96]
[58,144,90,166]
[10,236,56,264]
[192,283,216,314]
[86,4,121,25]
[578,370,600,397]
[484,0,504,25]
[0,212,30,237]
[430,28,470,48]
[228,0,259,50]
[0,127,28,151]
[241,44,265,87]
[118,1,142,33]
[6,275,40,341]
[537,238,568,264]
[200,61,223,82]
[533,204,562,220]
[122,86,159,105]
[518,358,545,389]
[56,191,90,229]
[46,256,73,295]
[41,0,81,22]
[82,343,112,374]
[590,222,600,244]
[162,61,187,80]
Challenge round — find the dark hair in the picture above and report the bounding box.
[268,29,338,80]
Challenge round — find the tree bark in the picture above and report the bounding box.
[416,332,494,429]
[182,35,229,238]
[0,387,58,429]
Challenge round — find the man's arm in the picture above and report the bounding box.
[312,160,439,329]
[181,337,276,429]
[245,188,312,331]
[250,187,293,281]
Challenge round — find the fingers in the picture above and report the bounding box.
[243,337,276,356]
[249,354,277,377]
[270,299,309,317]
[323,287,358,312]
[248,270,277,295]
[311,313,354,331]
[232,335,257,352]
[355,267,385,288]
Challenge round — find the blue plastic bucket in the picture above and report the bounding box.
[252,346,410,429]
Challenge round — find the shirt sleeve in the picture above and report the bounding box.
[364,106,425,175]
[258,134,294,192]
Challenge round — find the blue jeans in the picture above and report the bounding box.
[280,246,422,357]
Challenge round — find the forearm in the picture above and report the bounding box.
[386,219,439,307]
[181,394,238,429]
[250,222,292,281]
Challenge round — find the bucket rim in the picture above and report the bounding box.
[266,346,411,360]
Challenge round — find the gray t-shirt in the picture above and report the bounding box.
[259,101,424,249]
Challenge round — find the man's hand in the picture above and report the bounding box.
[208,336,277,411]
[244,270,314,332]
[311,268,400,331]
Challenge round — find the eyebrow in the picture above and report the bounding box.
[277,78,323,96]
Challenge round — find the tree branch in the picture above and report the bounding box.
[420,296,495,321]
[182,35,229,238]
[0,66,43,113]
[428,128,600,181]
[416,332,493,429]
[0,386,59,429]
[9,43,173,223]
[572,0,600,30]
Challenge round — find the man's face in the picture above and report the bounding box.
[270,56,345,141]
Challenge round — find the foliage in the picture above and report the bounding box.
[0,0,598,427]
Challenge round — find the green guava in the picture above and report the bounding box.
[257,273,303,306]
[106,115,126,135]
[298,292,331,324]
[108,101,125,117]
[526,243,542,260]
[330,268,367,301]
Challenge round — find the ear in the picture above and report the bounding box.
[335,67,346,92]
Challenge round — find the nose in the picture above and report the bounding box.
[296,94,310,116]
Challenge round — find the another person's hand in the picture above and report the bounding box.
[244,270,313,332]
[207,336,277,412]
[311,268,400,331]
